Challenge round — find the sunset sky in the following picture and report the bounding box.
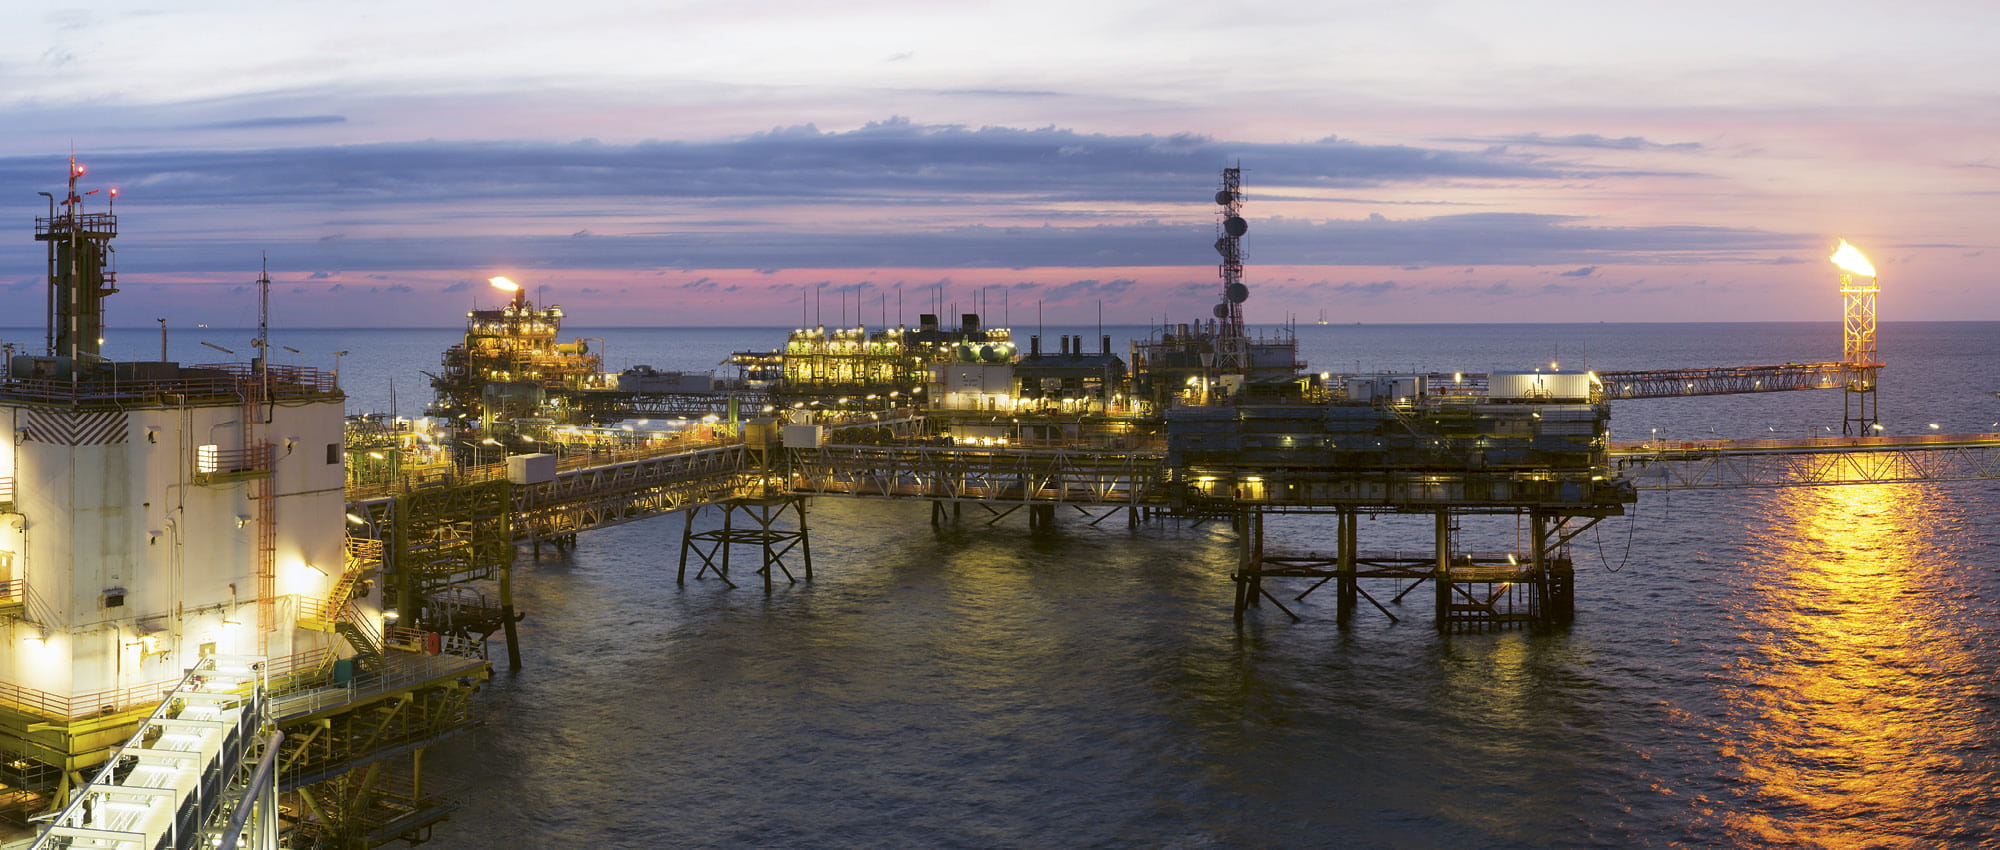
[1,0,1993,328]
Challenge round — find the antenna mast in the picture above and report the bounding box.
[1211,166,1251,379]
[256,254,273,391]
[257,254,271,360]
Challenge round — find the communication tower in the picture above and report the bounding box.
[1212,167,1251,376]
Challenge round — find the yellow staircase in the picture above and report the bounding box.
[302,537,379,632]
[303,534,389,678]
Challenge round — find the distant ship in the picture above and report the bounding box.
[1316,309,1328,326]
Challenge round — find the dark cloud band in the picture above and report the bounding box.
[0,120,1793,274]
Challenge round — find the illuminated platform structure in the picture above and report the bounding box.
[764,312,1012,412]
[1,163,485,849]
[1166,371,1630,626]
[1129,320,1308,409]
[430,278,773,447]
[428,277,603,439]
[1013,334,1130,415]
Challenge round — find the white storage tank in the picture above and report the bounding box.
[1488,370,1593,402]
[1346,374,1427,403]
[782,424,825,449]
[507,452,558,485]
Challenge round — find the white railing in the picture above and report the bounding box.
[268,653,486,721]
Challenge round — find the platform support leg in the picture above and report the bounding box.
[677,506,698,585]
[1534,512,1575,626]
[1336,509,1358,626]
[1232,508,1255,623]
[500,549,522,670]
[1434,511,1451,630]
[795,498,813,581]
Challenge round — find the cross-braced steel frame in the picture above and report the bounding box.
[1611,437,2000,489]
[786,444,1165,506]
[677,496,814,593]
[1230,506,1606,631]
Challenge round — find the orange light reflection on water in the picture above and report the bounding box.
[1715,482,1988,846]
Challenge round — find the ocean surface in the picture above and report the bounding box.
[42,321,2000,847]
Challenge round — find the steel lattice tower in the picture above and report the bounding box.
[1840,265,1879,436]
[1212,167,1250,377]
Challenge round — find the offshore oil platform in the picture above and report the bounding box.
[6,161,1958,848]
[392,168,1655,634]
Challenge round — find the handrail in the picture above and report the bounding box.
[339,601,385,655]
[344,435,744,502]
[270,653,485,720]
[197,443,275,475]
[0,646,326,721]
[1608,432,2000,452]
[0,362,337,404]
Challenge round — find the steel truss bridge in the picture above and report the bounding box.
[1438,361,1871,400]
[348,430,2000,546]
[340,426,2000,629]
[1609,433,2000,489]
[1596,361,1868,398]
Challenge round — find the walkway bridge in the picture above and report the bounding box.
[1596,361,1861,399]
[345,423,2000,580]
[1610,432,2000,488]
[1431,361,1864,400]
[345,423,2000,538]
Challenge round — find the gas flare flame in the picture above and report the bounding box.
[1830,240,1876,278]
[488,276,521,291]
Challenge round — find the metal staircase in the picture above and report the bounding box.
[330,603,386,675]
